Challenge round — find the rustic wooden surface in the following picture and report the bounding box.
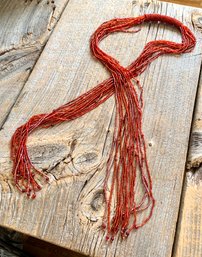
[187,75,202,169]
[173,168,202,257]
[0,0,202,257]
[0,0,69,128]
[173,35,202,257]
[0,0,70,256]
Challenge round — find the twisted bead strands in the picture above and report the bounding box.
[10,14,196,240]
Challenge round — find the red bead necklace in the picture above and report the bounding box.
[10,14,196,240]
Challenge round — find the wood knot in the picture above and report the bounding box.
[79,189,104,225]
[91,190,104,211]
[76,152,98,164]
[144,2,150,8]
[28,142,70,173]
[192,13,202,29]
[198,17,202,25]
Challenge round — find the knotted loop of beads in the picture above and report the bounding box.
[10,14,196,240]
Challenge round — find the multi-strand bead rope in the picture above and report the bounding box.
[10,14,196,240]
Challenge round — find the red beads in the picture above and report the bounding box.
[10,14,196,240]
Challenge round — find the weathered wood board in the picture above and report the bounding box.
[0,0,69,128]
[0,0,202,257]
[187,73,202,169]
[174,28,202,256]
[173,168,202,257]
[0,0,71,256]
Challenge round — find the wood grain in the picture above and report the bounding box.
[174,3,202,256]
[173,168,202,257]
[0,0,202,257]
[187,73,202,169]
[0,0,70,128]
[0,1,71,256]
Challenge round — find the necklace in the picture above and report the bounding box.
[10,14,196,241]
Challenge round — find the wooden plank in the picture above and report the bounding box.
[0,0,70,128]
[187,73,202,169]
[0,1,70,255]
[187,11,202,170]
[173,10,202,254]
[173,168,202,257]
[0,0,201,257]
